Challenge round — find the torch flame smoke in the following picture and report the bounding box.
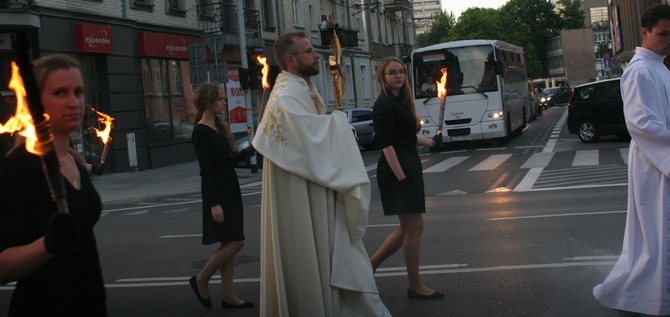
[256,55,270,89]
[436,68,448,100]
[88,106,115,145]
[0,62,42,155]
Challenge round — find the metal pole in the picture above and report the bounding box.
[237,0,257,173]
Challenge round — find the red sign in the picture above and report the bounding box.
[75,24,113,53]
[138,32,200,59]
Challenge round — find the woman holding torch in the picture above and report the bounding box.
[369,57,443,300]
[0,54,108,315]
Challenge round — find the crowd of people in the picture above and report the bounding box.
[2,4,670,316]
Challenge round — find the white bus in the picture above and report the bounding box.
[410,39,529,144]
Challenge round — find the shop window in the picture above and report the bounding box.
[142,59,196,145]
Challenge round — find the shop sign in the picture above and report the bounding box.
[75,24,113,53]
[138,32,200,59]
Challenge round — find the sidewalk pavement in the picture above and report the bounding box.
[90,161,263,208]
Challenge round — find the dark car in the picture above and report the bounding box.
[540,86,572,108]
[567,78,629,143]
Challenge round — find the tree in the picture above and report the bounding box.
[558,0,585,29]
[500,0,562,77]
[416,10,456,48]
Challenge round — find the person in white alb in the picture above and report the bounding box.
[593,4,670,316]
[252,32,391,316]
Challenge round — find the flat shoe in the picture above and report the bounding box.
[222,299,255,309]
[189,275,212,308]
[407,288,445,300]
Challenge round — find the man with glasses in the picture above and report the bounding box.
[253,32,390,316]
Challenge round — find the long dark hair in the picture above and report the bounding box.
[376,57,420,132]
[192,82,235,149]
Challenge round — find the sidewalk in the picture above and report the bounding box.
[90,161,263,208]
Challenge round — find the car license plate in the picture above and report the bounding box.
[449,135,470,142]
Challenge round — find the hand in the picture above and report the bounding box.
[91,163,106,176]
[44,213,81,255]
[211,205,224,223]
[430,133,443,150]
[243,145,256,158]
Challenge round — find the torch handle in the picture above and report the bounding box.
[437,97,446,136]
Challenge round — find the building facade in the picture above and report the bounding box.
[1,0,416,172]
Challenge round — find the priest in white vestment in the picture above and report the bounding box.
[252,32,391,316]
[593,5,670,316]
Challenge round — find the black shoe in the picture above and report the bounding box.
[189,275,212,308]
[222,299,255,309]
[407,288,445,300]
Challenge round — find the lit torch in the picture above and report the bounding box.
[436,68,448,137]
[8,32,69,213]
[256,55,271,122]
[88,106,115,167]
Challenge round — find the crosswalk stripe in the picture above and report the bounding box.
[573,150,598,166]
[469,154,512,171]
[423,156,468,173]
[521,152,554,169]
[620,148,628,164]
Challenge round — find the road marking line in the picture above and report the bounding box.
[158,234,202,238]
[367,223,398,228]
[620,148,628,165]
[423,156,468,173]
[123,210,148,216]
[469,154,512,171]
[486,210,625,221]
[573,150,598,166]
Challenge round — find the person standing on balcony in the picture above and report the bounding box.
[592,4,670,316]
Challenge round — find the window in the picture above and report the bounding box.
[261,0,275,29]
[142,59,196,145]
[166,0,186,16]
[346,63,354,104]
[360,64,371,100]
[132,0,153,10]
[371,11,378,43]
[291,0,302,27]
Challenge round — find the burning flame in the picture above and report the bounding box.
[256,55,270,89]
[0,62,41,154]
[88,106,115,145]
[436,68,448,100]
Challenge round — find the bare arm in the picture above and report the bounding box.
[416,135,436,148]
[0,237,52,285]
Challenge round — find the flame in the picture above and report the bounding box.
[0,62,41,154]
[256,55,270,89]
[436,68,448,100]
[88,106,115,145]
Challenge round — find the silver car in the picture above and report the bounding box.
[340,108,375,149]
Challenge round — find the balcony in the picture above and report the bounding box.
[320,27,358,48]
[196,2,262,48]
[383,0,412,13]
[0,0,40,29]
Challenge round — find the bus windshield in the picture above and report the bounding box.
[413,45,496,99]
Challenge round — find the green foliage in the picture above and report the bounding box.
[416,10,455,48]
[558,0,586,29]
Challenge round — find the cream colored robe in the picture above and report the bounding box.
[252,72,391,316]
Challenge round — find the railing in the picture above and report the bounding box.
[196,2,261,39]
[320,27,358,48]
[0,0,34,10]
[383,0,412,13]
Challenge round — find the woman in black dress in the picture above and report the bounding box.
[189,82,254,309]
[0,54,108,315]
[369,57,444,300]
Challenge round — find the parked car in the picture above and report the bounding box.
[339,107,376,149]
[540,86,572,108]
[567,78,629,143]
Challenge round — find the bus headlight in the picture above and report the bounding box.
[420,118,430,126]
[486,111,504,120]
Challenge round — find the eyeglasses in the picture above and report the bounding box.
[385,70,406,76]
[290,48,316,55]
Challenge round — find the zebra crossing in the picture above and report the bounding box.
[363,140,629,193]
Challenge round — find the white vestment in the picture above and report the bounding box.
[593,47,670,315]
[252,72,391,317]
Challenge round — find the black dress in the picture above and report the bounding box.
[373,91,426,215]
[0,147,107,316]
[191,124,247,244]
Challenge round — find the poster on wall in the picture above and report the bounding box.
[226,67,248,134]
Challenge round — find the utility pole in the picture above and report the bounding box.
[237,0,258,173]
